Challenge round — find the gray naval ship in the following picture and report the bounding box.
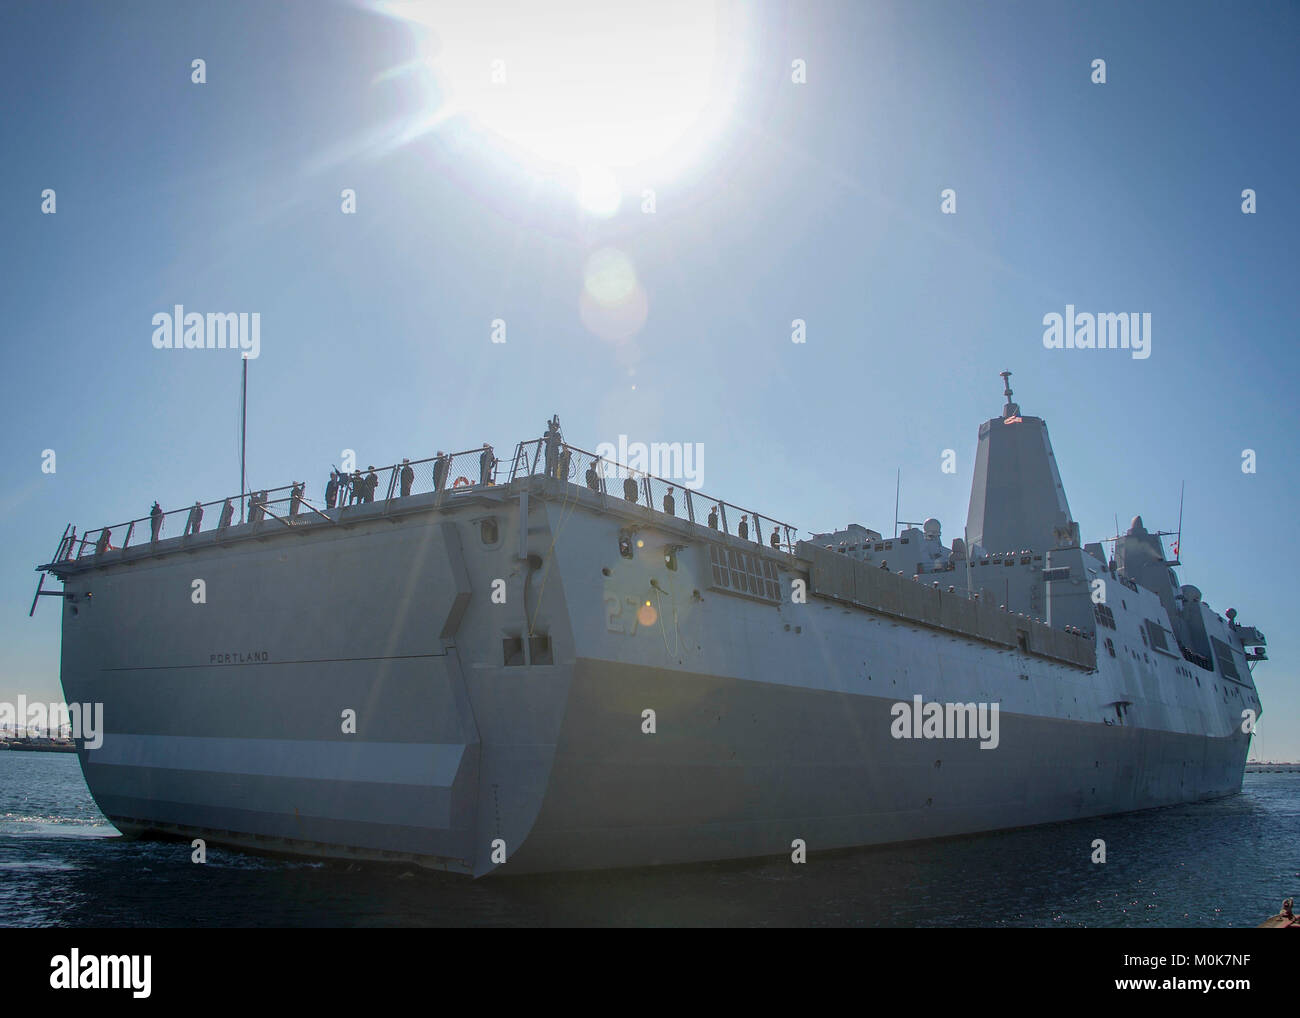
[35,374,1267,876]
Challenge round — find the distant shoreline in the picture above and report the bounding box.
[2,738,1289,764]
[0,743,1296,766]
[0,740,76,754]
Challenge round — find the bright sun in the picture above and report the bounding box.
[374,1,746,214]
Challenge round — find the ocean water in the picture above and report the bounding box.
[1,751,1295,928]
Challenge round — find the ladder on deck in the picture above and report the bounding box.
[30,525,72,617]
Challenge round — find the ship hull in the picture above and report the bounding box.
[74,653,1249,876]
[510,657,1248,873]
[47,481,1257,876]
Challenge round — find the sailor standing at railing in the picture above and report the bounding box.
[544,417,562,478]
[349,470,363,505]
[218,498,234,529]
[185,500,204,535]
[586,457,601,492]
[557,445,572,482]
[149,501,163,541]
[400,459,414,496]
[479,444,495,486]
[433,452,450,492]
[289,483,304,518]
[325,471,339,509]
[365,467,378,503]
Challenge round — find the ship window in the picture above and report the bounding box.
[900,538,910,545]
[503,636,525,667]
[664,547,678,571]
[708,544,780,603]
[1145,620,1172,655]
[1211,637,1242,683]
[1105,638,1116,657]
[528,635,553,666]
[480,518,499,544]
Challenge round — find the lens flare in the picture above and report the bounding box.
[584,248,637,306]
[580,247,648,342]
[576,165,622,217]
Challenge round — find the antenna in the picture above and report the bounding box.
[999,370,1020,418]
[1175,480,1184,564]
[894,468,900,539]
[1152,482,1186,564]
[239,357,248,524]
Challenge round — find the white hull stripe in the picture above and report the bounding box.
[88,734,465,787]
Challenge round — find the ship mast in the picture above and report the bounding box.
[999,370,1019,418]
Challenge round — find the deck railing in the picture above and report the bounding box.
[58,434,803,560]
[509,438,801,554]
[63,445,503,560]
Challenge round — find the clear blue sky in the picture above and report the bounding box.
[3,0,1297,756]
